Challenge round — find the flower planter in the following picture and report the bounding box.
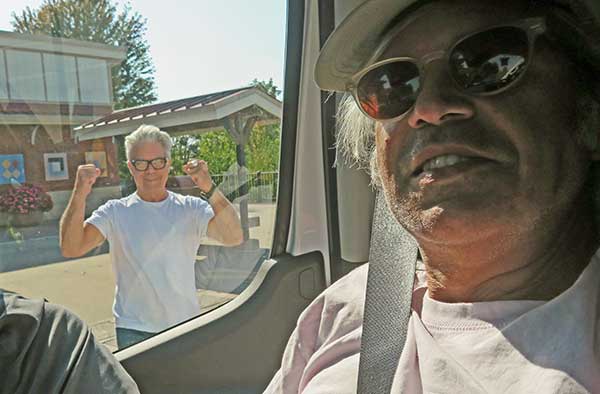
[9,211,44,227]
[0,184,53,226]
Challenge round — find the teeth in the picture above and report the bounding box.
[422,155,470,171]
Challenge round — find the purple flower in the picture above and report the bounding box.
[0,183,53,214]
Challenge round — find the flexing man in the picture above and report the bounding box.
[60,124,242,348]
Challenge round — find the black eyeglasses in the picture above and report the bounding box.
[348,18,546,121]
[130,157,168,171]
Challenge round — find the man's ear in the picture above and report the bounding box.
[126,161,135,176]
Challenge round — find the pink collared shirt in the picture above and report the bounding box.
[265,251,600,393]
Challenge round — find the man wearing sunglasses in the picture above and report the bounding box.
[60,124,243,349]
[266,0,600,392]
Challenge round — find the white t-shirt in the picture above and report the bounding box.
[265,250,600,393]
[86,191,214,333]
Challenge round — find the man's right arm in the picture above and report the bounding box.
[59,164,105,258]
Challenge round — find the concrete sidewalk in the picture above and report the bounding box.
[0,254,237,351]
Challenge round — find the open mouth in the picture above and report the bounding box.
[412,154,494,177]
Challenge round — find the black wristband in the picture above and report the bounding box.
[200,182,218,200]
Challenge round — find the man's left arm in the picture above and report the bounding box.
[205,189,244,246]
[184,159,243,246]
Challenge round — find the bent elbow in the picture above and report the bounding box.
[60,245,82,258]
[60,248,74,258]
[234,227,244,245]
[233,234,244,246]
[225,229,244,247]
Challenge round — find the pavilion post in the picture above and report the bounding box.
[224,113,257,242]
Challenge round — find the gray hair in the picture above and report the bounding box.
[124,124,173,160]
[336,95,379,186]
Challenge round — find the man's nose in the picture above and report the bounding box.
[406,61,474,128]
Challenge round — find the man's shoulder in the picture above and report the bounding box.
[0,289,87,348]
[98,194,137,209]
[0,290,140,393]
[168,191,208,208]
[322,263,368,306]
[298,264,368,329]
[0,289,44,327]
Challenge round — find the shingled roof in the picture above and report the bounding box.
[76,87,253,129]
[74,86,282,141]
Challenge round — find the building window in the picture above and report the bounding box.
[77,57,110,104]
[0,50,8,100]
[6,49,45,101]
[44,53,79,103]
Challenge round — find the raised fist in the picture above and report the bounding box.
[74,164,101,196]
[183,159,213,192]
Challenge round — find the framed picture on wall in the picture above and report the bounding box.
[85,151,108,177]
[44,153,69,181]
[0,154,26,185]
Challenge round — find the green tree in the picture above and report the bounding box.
[246,123,280,172]
[11,0,157,109]
[170,125,281,176]
[197,130,238,175]
[171,135,200,174]
[250,78,281,99]
[246,78,282,172]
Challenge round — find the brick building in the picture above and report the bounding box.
[0,30,126,219]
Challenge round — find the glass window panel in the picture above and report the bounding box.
[0,50,8,99]
[44,53,79,103]
[5,49,45,101]
[77,57,110,104]
[0,1,285,352]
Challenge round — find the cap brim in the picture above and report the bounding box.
[315,0,600,93]
[314,0,418,92]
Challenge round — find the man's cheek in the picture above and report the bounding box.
[376,131,393,175]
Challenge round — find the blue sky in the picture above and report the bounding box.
[1,0,287,102]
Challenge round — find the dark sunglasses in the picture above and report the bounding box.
[348,17,546,121]
[130,157,168,171]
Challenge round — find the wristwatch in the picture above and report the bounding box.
[200,182,218,200]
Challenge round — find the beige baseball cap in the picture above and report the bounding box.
[314,0,600,92]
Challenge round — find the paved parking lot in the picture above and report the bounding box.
[0,203,275,352]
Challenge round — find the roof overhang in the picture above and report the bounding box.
[0,30,127,64]
[0,102,114,126]
[1,113,104,126]
[75,88,282,141]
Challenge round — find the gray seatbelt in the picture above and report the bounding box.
[357,191,419,393]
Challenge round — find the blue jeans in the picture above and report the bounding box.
[116,327,156,349]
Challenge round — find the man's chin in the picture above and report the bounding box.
[393,200,509,244]
[142,179,166,186]
[137,180,167,191]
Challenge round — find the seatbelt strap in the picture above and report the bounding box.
[357,191,419,393]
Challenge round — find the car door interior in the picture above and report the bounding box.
[118,252,325,394]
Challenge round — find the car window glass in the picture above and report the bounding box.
[0,0,285,351]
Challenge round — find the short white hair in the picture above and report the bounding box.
[124,124,173,160]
